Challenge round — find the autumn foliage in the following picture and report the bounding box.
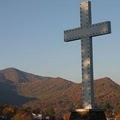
[0,104,33,120]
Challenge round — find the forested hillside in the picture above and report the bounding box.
[0,68,120,114]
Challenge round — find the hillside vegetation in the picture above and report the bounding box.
[0,68,120,114]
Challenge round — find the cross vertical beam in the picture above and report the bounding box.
[64,1,111,109]
[80,1,94,109]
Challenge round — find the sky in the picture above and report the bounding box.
[0,0,120,84]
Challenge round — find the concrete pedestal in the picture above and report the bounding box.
[69,109,106,120]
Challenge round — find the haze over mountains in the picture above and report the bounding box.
[0,68,120,113]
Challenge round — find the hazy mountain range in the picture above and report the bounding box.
[0,68,120,113]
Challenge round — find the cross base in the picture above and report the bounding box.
[69,109,106,120]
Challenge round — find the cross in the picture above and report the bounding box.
[64,1,111,109]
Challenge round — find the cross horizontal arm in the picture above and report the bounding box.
[64,21,111,42]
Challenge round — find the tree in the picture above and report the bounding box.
[116,114,120,120]
[103,102,114,118]
[12,107,33,120]
[2,105,16,118]
[46,107,55,116]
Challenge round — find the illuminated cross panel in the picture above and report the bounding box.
[64,1,111,109]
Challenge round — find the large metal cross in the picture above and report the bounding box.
[64,1,111,109]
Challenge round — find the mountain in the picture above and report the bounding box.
[0,68,120,113]
[0,68,49,83]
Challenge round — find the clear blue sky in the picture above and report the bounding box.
[0,0,120,84]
